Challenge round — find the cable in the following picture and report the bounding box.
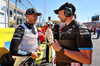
[18,0,28,9]
[20,2,28,9]
[27,0,35,8]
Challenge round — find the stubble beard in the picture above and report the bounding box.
[60,18,65,22]
[31,19,37,24]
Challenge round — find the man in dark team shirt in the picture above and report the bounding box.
[53,2,93,66]
[10,8,42,66]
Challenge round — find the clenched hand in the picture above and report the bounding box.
[52,39,62,51]
[31,52,38,59]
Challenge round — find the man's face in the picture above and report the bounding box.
[49,24,52,28]
[58,10,66,22]
[26,14,38,24]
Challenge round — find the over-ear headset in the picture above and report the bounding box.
[64,2,73,17]
[64,7,73,17]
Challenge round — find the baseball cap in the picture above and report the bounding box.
[26,8,42,16]
[54,2,76,15]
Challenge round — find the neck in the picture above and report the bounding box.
[65,16,74,25]
[27,19,35,24]
[26,22,34,25]
[27,21,34,25]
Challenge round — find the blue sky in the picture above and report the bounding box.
[10,0,100,23]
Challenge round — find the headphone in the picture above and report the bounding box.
[64,2,73,17]
[64,7,73,17]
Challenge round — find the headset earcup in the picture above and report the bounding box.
[64,8,72,17]
[64,10,68,17]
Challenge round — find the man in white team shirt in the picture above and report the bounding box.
[10,8,42,66]
[45,22,55,63]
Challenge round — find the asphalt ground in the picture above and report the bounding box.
[84,33,100,66]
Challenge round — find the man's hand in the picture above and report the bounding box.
[52,39,62,51]
[31,52,38,59]
[37,46,42,51]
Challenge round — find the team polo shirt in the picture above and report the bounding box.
[61,20,93,50]
[57,20,93,66]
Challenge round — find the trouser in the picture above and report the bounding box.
[46,44,49,62]
[52,47,56,64]
[14,56,36,66]
[97,32,100,39]
[46,44,55,63]
[93,30,96,35]
[52,46,55,58]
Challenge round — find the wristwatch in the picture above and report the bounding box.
[60,47,64,53]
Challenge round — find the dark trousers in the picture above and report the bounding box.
[97,32,100,39]
[46,44,49,62]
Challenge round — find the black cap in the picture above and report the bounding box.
[26,8,42,16]
[54,2,76,15]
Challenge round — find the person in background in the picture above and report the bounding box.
[88,25,92,32]
[41,22,48,35]
[93,25,96,35]
[10,8,42,66]
[45,22,54,63]
[96,26,100,39]
[53,2,93,66]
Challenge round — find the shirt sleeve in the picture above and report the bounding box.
[10,25,32,56]
[75,27,93,50]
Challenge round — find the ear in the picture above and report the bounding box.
[26,15,29,18]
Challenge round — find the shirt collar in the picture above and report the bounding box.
[65,20,75,28]
[61,20,75,32]
[25,22,34,29]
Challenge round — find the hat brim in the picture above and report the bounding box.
[26,13,42,16]
[34,13,42,16]
[54,9,59,14]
